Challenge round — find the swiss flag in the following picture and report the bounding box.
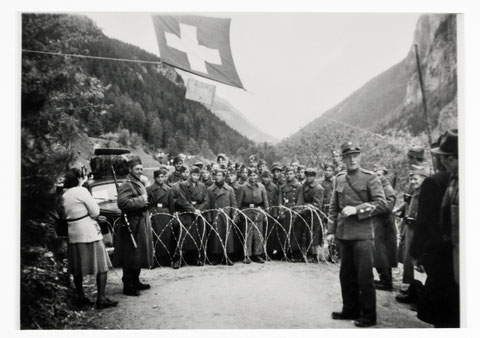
[151,14,244,89]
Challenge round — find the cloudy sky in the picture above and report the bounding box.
[84,12,421,140]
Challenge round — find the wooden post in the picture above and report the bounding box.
[414,44,436,171]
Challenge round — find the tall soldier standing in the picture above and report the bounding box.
[115,156,153,296]
[279,166,301,260]
[327,141,387,327]
[167,156,184,187]
[261,170,281,259]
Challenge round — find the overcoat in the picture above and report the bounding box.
[279,180,301,252]
[114,173,154,269]
[295,181,324,250]
[147,182,175,264]
[205,183,237,255]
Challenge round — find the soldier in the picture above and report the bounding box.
[319,162,338,262]
[248,154,258,168]
[147,169,175,267]
[205,169,237,266]
[193,161,204,171]
[201,165,214,187]
[172,166,208,269]
[327,141,387,327]
[167,156,184,187]
[297,164,307,185]
[226,168,244,260]
[260,170,281,259]
[114,156,154,296]
[257,159,268,176]
[279,166,301,260]
[295,167,324,262]
[237,168,269,264]
[217,153,228,169]
[332,150,345,175]
[237,165,248,186]
[372,166,398,291]
[271,162,285,187]
[290,161,299,173]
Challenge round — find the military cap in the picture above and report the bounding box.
[261,170,272,178]
[431,129,458,155]
[217,153,227,161]
[153,169,168,177]
[408,146,425,159]
[194,161,204,169]
[258,159,267,166]
[127,155,142,168]
[297,164,306,171]
[247,167,259,176]
[284,165,295,173]
[341,141,361,155]
[173,156,183,164]
[409,167,429,177]
[178,165,189,174]
[304,167,317,175]
[190,166,201,174]
[271,162,283,172]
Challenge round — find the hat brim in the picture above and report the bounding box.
[431,147,457,155]
[342,149,361,155]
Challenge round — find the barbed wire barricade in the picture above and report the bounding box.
[104,206,339,268]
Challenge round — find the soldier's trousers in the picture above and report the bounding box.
[337,239,376,321]
[246,219,264,257]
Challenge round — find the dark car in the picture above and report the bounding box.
[85,147,131,255]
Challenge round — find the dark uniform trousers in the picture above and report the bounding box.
[337,239,376,321]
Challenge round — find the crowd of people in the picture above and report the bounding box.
[60,129,460,329]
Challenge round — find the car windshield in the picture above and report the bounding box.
[91,183,118,203]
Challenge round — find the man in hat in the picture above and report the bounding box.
[319,162,338,262]
[167,156,184,187]
[201,165,214,187]
[115,156,154,296]
[279,166,302,260]
[297,165,307,185]
[326,141,387,327]
[237,168,269,264]
[237,165,249,186]
[194,161,204,171]
[372,166,398,291]
[271,162,285,187]
[295,167,324,262]
[205,168,237,265]
[261,170,281,259]
[217,153,228,169]
[409,129,459,327]
[147,169,175,267]
[172,166,209,268]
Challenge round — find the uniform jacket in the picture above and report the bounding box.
[202,177,214,187]
[237,181,269,223]
[319,176,335,211]
[206,182,238,221]
[114,173,154,269]
[167,171,183,187]
[327,168,387,240]
[147,182,175,214]
[263,181,280,217]
[175,178,208,213]
[280,179,301,207]
[296,180,324,210]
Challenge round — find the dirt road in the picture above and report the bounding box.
[72,261,431,329]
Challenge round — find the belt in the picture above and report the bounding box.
[243,203,261,208]
[66,214,90,222]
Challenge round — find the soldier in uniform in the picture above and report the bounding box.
[248,154,258,168]
[279,166,301,260]
[217,153,228,169]
[147,169,175,267]
[201,165,214,187]
[319,162,338,262]
[373,166,398,291]
[297,164,307,185]
[172,166,208,268]
[327,141,387,327]
[295,167,324,262]
[332,150,345,175]
[260,170,281,259]
[237,165,248,186]
[115,156,154,296]
[167,156,184,187]
[205,169,237,265]
[257,159,268,176]
[226,168,244,260]
[271,162,285,187]
[237,168,269,264]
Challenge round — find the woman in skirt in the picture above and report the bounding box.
[62,168,118,309]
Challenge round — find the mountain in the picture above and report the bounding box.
[211,97,278,144]
[281,14,457,145]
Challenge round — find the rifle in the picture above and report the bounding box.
[111,165,138,249]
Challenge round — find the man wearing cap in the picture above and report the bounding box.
[237,165,248,186]
[319,163,338,262]
[271,162,286,191]
[295,167,324,263]
[205,168,237,265]
[261,170,282,259]
[172,166,209,268]
[409,131,458,327]
[115,156,154,296]
[167,156,184,187]
[201,165,214,187]
[194,161,204,171]
[297,165,307,185]
[373,167,398,291]
[237,168,269,264]
[279,166,302,260]
[217,154,228,169]
[326,141,387,327]
[147,169,175,267]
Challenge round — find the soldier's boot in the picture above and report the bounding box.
[133,268,150,290]
[122,268,140,296]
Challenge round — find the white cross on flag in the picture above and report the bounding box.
[151,14,244,89]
